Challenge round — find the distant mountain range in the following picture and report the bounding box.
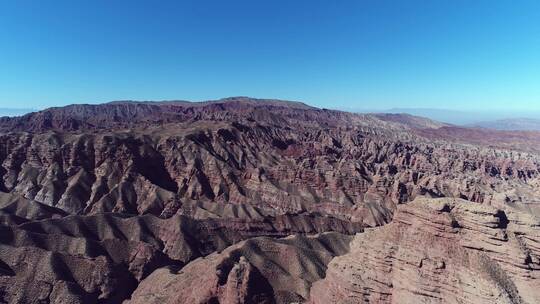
[469,118,540,131]
[0,107,36,117]
[4,104,540,131]
[349,107,540,131]
[381,108,540,125]
[380,108,481,125]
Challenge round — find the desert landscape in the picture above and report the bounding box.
[0,97,538,303]
[2,1,539,302]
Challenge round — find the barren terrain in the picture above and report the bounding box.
[0,97,539,303]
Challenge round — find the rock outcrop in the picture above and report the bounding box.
[309,197,540,304]
[0,208,361,303]
[127,232,353,304]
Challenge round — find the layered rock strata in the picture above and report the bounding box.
[310,197,540,304]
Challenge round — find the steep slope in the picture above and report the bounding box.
[309,197,540,304]
[127,232,353,304]
[0,212,360,303]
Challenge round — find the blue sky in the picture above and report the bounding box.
[0,0,539,111]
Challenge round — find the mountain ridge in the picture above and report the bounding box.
[0,97,539,303]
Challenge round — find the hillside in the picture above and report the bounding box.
[0,98,539,303]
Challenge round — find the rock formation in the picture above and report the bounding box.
[309,197,540,304]
[0,97,539,303]
[128,233,352,304]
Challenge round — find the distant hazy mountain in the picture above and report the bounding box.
[0,107,36,117]
[356,107,540,127]
[469,118,540,131]
[373,113,450,129]
[351,107,490,125]
[381,108,474,125]
[381,108,540,125]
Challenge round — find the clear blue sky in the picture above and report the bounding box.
[1,0,539,111]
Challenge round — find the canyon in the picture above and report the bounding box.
[0,97,539,303]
